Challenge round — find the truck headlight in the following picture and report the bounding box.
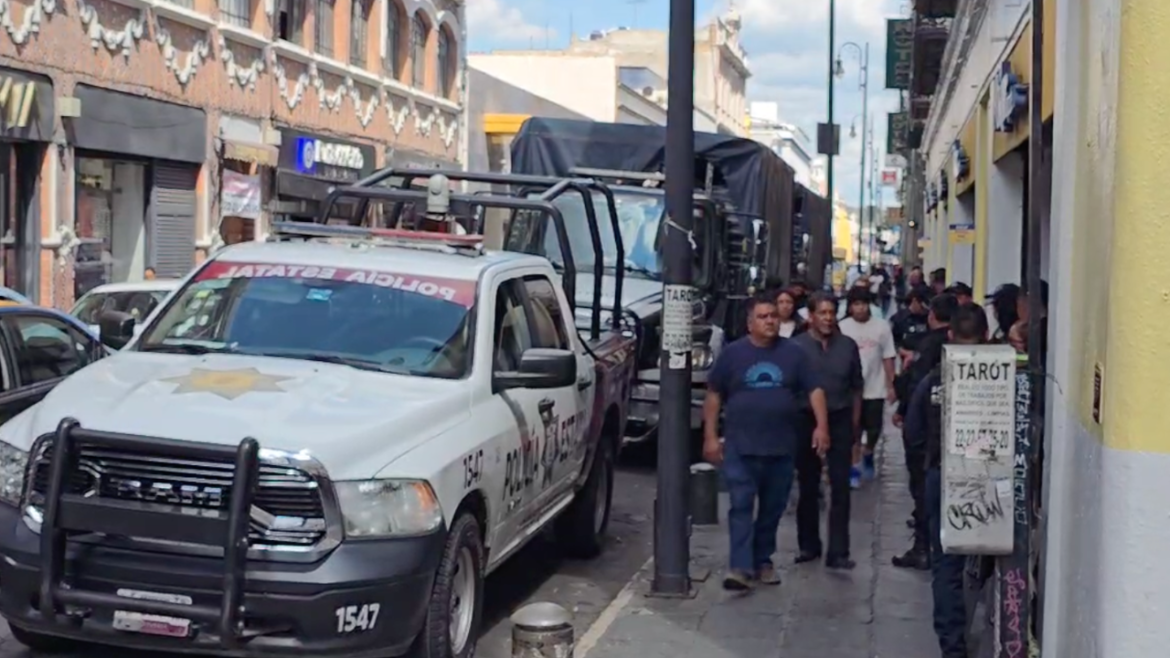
[335,479,443,538]
[692,344,714,370]
[0,440,28,507]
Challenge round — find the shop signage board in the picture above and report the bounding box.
[949,222,975,244]
[0,68,54,141]
[277,128,376,182]
[885,19,913,90]
[881,170,899,187]
[221,170,261,220]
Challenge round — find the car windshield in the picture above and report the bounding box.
[539,190,665,279]
[72,290,171,325]
[135,261,477,379]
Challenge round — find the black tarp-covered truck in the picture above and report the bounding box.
[509,118,831,441]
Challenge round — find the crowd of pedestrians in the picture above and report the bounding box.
[703,262,1047,658]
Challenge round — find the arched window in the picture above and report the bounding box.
[384,1,401,77]
[411,13,427,89]
[437,27,452,97]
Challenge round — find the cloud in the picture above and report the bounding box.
[738,0,908,206]
[465,0,554,47]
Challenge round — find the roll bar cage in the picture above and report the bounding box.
[318,168,626,341]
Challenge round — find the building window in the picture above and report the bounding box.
[411,12,427,89]
[315,0,334,57]
[384,0,401,77]
[277,0,304,43]
[161,0,194,7]
[218,0,250,27]
[350,0,370,66]
[437,27,453,97]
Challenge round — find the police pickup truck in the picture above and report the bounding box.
[0,183,635,658]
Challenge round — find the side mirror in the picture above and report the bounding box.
[495,348,577,390]
[98,310,136,350]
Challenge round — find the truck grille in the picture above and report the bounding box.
[28,440,328,550]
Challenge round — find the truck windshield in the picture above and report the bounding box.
[539,189,665,279]
[135,261,477,379]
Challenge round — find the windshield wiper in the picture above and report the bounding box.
[138,343,237,355]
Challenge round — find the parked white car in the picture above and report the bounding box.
[70,280,180,336]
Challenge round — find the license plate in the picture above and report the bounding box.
[113,589,192,638]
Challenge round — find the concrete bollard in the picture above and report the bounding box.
[689,462,720,526]
[511,602,574,658]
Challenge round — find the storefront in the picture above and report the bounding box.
[218,115,278,246]
[272,128,376,222]
[68,84,206,298]
[0,66,55,300]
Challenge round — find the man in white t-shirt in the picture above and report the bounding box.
[839,286,897,488]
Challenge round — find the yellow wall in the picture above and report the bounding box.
[483,113,529,135]
[833,203,854,263]
[1098,0,1170,452]
[992,1,1056,162]
[954,116,977,196]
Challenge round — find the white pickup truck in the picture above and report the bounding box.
[0,209,635,657]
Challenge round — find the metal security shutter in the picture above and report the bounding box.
[149,163,197,278]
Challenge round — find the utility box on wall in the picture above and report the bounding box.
[940,344,1017,554]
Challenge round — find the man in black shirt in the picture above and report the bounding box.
[892,293,959,569]
[890,286,931,365]
[791,292,864,570]
[904,303,988,658]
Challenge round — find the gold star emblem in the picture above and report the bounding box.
[159,367,293,400]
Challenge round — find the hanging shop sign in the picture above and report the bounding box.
[221,170,262,220]
[887,111,909,153]
[885,19,913,90]
[881,170,900,187]
[949,222,976,245]
[993,61,1029,133]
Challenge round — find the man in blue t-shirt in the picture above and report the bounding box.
[703,295,830,591]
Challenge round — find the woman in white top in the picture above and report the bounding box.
[775,288,803,338]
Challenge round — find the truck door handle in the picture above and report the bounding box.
[577,378,591,391]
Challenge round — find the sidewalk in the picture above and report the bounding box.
[575,434,937,658]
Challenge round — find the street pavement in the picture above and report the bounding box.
[573,432,938,658]
[0,425,937,658]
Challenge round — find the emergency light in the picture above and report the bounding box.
[270,222,484,255]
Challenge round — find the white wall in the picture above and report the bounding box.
[986,151,1025,291]
[467,54,618,121]
[951,192,976,284]
[617,85,668,125]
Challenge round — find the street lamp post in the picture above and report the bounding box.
[825,0,836,266]
[652,0,695,597]
[836,41,868,272]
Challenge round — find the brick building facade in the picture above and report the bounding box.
[0,0,465,308]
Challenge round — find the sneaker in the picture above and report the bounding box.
[722,570,753,591]
[756,564,781,585]
[862,454,876,480]
[849,467,861,489]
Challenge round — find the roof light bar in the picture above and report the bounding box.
[271,222,483,249]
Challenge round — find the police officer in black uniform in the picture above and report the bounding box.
[892,292,959,569]
[902,303,988,658]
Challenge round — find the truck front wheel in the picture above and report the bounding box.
[555,438,615,559]
[416,512,485,658]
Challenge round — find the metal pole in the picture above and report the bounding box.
[826,0,836,263]
[856,43,869,272]
[652,0,694,597]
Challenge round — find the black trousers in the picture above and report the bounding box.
[796,409,854,560]
[903,434,928,550]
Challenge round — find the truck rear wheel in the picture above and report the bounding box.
[555,438,614,559]
[8,625,74,653]
[416,512,484,658]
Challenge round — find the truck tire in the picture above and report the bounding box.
[8,625,74,653]
[416,512,485,658]
[555,438,614,559]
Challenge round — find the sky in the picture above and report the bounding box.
[465,0,907,210]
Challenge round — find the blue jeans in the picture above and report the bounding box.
[722,444,795,573]
[927,467,968,657]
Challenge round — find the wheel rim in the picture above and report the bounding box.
[448,547,476,654]
[594,455,610,534]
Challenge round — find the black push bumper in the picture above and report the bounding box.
[0,419,444,657]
